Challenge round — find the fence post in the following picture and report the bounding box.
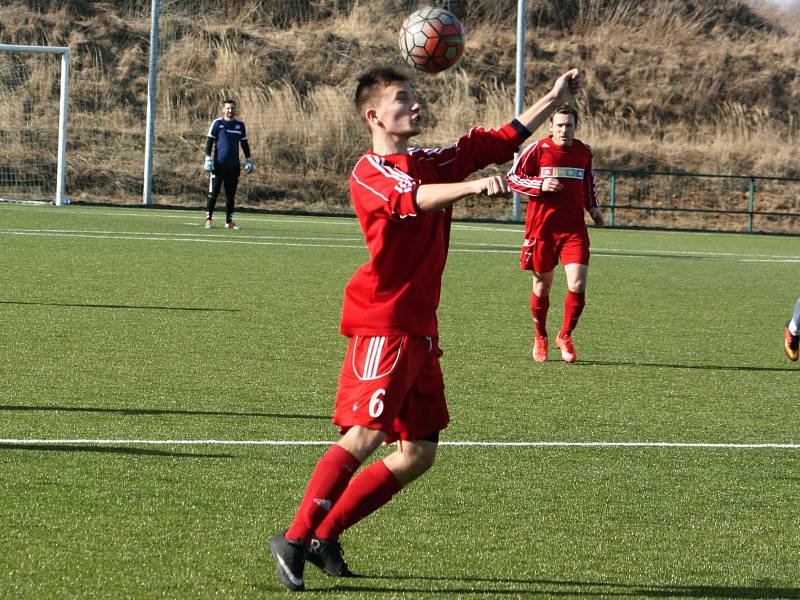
[512,0,526,222]
[609,172,617,227]
[747,177,755,233]
[142,0,159,206]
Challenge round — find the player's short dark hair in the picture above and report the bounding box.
[354,67,410,121]
[223,99,236,106]
[551,104,578,126]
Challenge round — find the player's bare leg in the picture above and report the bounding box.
[337,425,387,461]
[556,263,588,363]
[383,438,438,484]
[531,270,554,362]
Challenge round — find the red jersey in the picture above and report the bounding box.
[341,121,527,337]
[506,136,598,237]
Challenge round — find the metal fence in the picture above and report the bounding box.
[594,168,800,235]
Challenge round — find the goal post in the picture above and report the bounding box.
[0,43,70,206]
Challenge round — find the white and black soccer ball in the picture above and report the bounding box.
[399,7,465,74]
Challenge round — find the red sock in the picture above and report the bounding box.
[560,290,585,337]
[285,444,361,544]
[314,460,402,541]
[530,292,549,337]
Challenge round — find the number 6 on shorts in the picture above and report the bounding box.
[369,388,385,418]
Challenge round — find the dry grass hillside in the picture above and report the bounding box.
[2,0,800,226]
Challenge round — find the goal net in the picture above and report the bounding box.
[0,44,69,205]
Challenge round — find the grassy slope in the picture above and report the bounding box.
[2,0,800,213]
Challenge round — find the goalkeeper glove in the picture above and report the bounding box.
[244,158,254,174]
[204,156,213,172]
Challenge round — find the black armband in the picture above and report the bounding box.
[241,139,251,159]
[204,137,214,156]
[509,118,532,139]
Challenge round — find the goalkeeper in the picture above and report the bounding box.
[203,99,254,230]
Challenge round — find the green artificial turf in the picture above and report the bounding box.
[1,204,797,598]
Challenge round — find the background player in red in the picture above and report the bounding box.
[507,105,603,364]
[269,66,582,592]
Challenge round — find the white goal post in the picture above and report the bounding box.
[0,43,70,206]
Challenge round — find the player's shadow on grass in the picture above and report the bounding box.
[0,404,330,420]
[0,443,231,458]
[325,575,800,598]
[578,359,796,372]
[0,299,239,312]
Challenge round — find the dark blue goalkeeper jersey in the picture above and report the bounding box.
[207,118,248,166]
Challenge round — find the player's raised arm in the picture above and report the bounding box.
[516,69,582,133]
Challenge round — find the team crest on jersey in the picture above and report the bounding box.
[539,167,584,179]
[220,123,242,134]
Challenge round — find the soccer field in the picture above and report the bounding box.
[1,204,798,599]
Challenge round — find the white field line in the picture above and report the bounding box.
[0,204,738,238]
[0,204,361,227]
[0,229,366,250]
[0,438,797,449]
[2,203,791,252]
[451,222,728,238]
[2,228,800,262]
[1,228,364,242]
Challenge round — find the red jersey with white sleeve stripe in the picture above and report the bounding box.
[506,136,598,237]
[341,121,528,337]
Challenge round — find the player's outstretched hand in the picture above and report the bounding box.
[244,158,254,174]
[204,156,213,172]
[476,175,511,197]
[551,68,582,103]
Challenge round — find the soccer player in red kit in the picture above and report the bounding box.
[269,67,582,591]
[507,105,604,364]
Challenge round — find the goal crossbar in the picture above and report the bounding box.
[0,44,70,206]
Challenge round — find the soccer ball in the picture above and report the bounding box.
[399,7,465,73]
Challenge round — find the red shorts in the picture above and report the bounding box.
[520,231,590,273]
[333,335,450,443]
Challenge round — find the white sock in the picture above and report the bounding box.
[789,320,800,336]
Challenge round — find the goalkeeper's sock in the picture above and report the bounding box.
[285,444,361,545]
[530,291,549,338]
[314,460,402,541]
[559,290,585,337]
[206,193,217,217]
